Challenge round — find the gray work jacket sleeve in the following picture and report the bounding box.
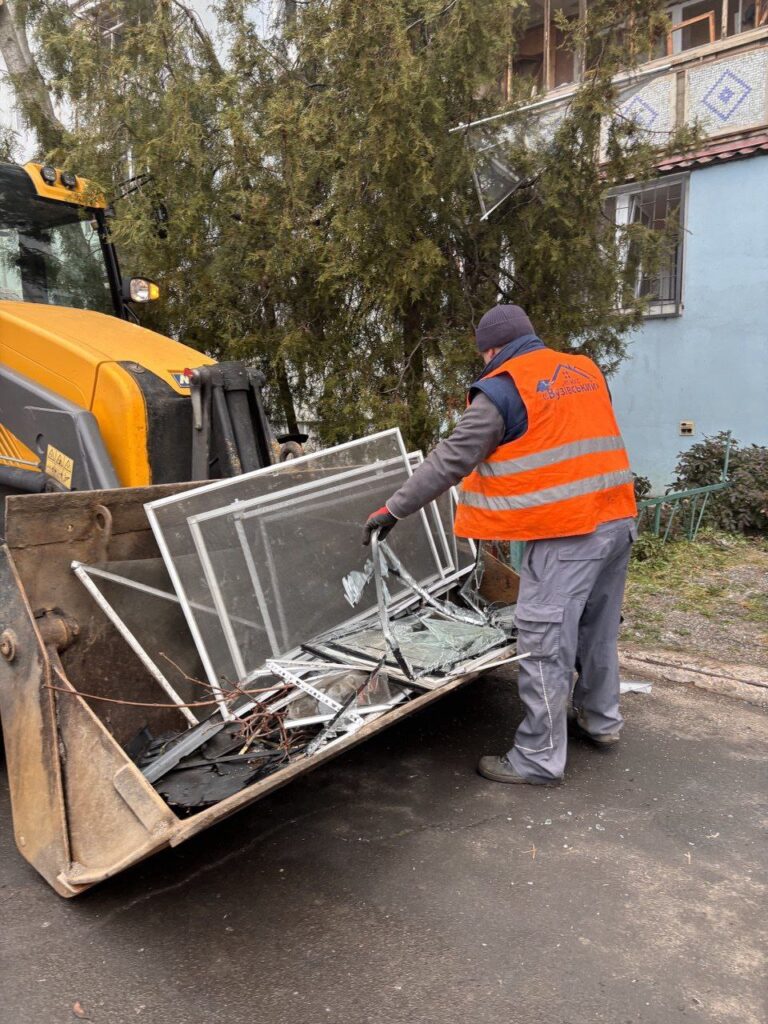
[386,393,506,519]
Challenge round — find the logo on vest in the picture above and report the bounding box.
[536,363,600,400]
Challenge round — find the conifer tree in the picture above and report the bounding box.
[4,0,695,448]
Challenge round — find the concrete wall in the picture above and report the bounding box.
[610,154,768,492]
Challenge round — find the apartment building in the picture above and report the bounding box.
[483,1,768,489]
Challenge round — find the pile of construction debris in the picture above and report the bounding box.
[72,430,521,813]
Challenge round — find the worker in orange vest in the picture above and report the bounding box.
[363,304,637,786]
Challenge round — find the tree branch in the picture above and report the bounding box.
[406,0,461,32]
[0,0,65,153]
[167,0,224,78]
[381,338,425,395]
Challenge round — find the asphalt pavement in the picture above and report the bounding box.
[0,673,765,1024]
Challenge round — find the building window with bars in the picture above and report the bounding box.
[605,176,687,318]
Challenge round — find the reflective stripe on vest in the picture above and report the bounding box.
[458,468,634,512]
[453,347,637,541]
[474,435,626,478]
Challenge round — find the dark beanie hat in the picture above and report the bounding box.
[475,304,535,352]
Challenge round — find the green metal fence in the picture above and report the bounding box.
[636,433,732,543]
[498,433,732,573]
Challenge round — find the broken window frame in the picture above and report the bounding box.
[72,560,204,725]
[187,459,451,680]
[71,456,524,817]
[407,450,478,574]
[146,429,460,693]
[145,429,436,690]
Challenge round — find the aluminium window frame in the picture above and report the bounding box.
[146,430,457,693]
[187,455,454,581]
[72,561,203,725]
[407,450,463,573]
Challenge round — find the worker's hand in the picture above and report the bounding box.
[362,506,398,546]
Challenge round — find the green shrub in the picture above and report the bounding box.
[633,472,652,502]
[671,432,768,534]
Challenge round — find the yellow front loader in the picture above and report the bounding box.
[0,161,519,897]
[0,161,302,893]
[0,160,289,497]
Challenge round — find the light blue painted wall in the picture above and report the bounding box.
[609,154,768,492]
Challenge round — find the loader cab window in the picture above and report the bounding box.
[0,177,113,314]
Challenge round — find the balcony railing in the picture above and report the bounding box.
[503,21,768,160]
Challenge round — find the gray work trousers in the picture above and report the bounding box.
[507,517,636,782]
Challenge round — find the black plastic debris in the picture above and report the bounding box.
[154,756,285,814]
[125,722,291,814]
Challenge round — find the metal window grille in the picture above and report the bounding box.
[607,176,687,318]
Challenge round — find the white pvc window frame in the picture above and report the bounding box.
[145,429,451,692]
[187,461,453,682]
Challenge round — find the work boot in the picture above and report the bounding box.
[477,755,561,786]
[572,711,621,748]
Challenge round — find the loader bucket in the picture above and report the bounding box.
[0,485,514,897]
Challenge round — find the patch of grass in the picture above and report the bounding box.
[743,592,768,626]
[628,530,752,608]
[631,528,746,570]
[623,529,768,662]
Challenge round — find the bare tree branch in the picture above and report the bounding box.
[406,0,461,32]
[167,0,224,78]
[0,0,65,153]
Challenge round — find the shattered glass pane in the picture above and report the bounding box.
[463,110,563,220]
[342,549,391,609]
[284,668,401,720]
[146,431,449,688]
[337,612,509,674]
[466,122,523,219]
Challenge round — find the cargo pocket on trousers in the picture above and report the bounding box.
[514,604,565,660]
[557,537,612,562]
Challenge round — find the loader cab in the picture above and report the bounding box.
[0,161,125,319]
[0,160,276,498]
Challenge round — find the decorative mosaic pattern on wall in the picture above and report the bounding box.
[532,106,567,147]
[687,49,768,134]
[598,74,676,157]
[616,74,677,141]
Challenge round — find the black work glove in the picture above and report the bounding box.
[362,506,398,546]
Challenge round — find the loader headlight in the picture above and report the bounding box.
[125,277,160,303]
[40,165,58,185]
[60,170,78,190]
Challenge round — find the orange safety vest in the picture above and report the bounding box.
[454,348,637,541]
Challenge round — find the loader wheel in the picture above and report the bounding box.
[278,441,304,462]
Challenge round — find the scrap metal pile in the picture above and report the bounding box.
[72,430,521,815]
